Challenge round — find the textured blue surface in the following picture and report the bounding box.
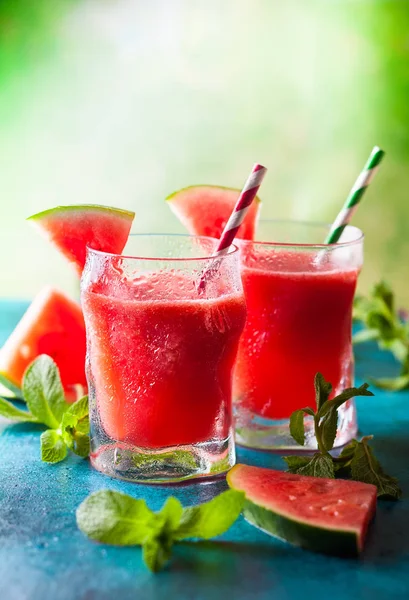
[0,300,408,600]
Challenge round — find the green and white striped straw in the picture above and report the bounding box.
[325,146,385,244]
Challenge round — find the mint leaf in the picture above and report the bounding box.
[0,396,38,422]
[352,329,379,344]
[76,490,156,545]
[61,396,90,457]
[289,407,314,446]
[158,496,184,533]
[318,383,373,418]
[282,455,312,472]
[371,375,409,391]
[174,489,244,541]
[314,372,332,411]
[373,281,394,312]
[319,407,338,452]
[142,536,173,573]
[23,355,68,428]
[349,436,402,499]
[0,373,22,398]
[289,410,306,446]
[296,453,335,479]
[335,439,359,471]
[140,497,183,573]
[65,395,89,423]
[381,338,408,363]
[70,431,90,458]
[40,429,67,463]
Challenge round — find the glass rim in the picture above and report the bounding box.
[86,233,240,262]
[247,219,364,250]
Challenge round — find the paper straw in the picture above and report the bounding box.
[198,163,267,289]
[325,146,385,244]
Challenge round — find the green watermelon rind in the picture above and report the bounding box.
[27,204,135,222]
[165,184,261,204]
[242,499,360,558]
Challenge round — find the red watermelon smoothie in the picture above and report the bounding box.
[234,221,363,450]
[81,234,246,483]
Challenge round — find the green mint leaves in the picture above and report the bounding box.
[41,429,68,463]
[338,437,402,500]
[0,354,89,464]
[282,372,402,500]
[353,281,409,391]
[286,373,373,453]
[23,355,69,428]
[76,490,156,546]
[77,489,245,573]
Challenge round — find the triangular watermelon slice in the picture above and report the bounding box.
[166,186,261,240]
[0,286,86,401]
[28,205,135,275]
[227,465,377,557]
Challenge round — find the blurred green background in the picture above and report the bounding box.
[0,0,408,302]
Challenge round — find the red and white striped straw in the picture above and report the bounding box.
[198,163,267,289]
[213,163,267,256]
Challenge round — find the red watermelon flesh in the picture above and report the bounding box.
[227,465,377,556]
[0,286,86,401]
[166,185,261,240]
[28,205,135,276]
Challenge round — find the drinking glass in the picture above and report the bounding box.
[233,220,363,450]
[81,234,246,483]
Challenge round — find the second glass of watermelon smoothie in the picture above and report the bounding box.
[81,234,246,483]
[234,221,363,450]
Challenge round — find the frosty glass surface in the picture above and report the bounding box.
[234,221,363,450]
[81,234,246,483]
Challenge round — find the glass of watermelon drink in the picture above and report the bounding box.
[233,220,363,450]
[81,234,246,483]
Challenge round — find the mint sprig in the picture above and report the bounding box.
[353,281,409,391]
[0,354,89,464]
[282,372,402,500]
[77,488,245,573]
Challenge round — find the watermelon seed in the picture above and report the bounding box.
[288,495,297,501]
[321,505,340,516]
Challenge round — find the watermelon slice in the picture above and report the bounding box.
[28,205,135,275]
[166,186,261,240]
[227,465,377,557]
[0,286,86,401]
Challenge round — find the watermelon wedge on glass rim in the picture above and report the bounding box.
[27,205,135,276]
[166,185,261,240]
[227,464,377,557]
[0,286,86,402]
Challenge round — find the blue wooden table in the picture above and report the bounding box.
[0,300,408,600]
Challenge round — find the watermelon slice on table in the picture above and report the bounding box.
[28,205,135,276]
[227,465,377,557]
[166,185,261,240]
[0,286,87,401]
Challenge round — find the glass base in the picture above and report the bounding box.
[235,400,357,450]
[90,435,235,484]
